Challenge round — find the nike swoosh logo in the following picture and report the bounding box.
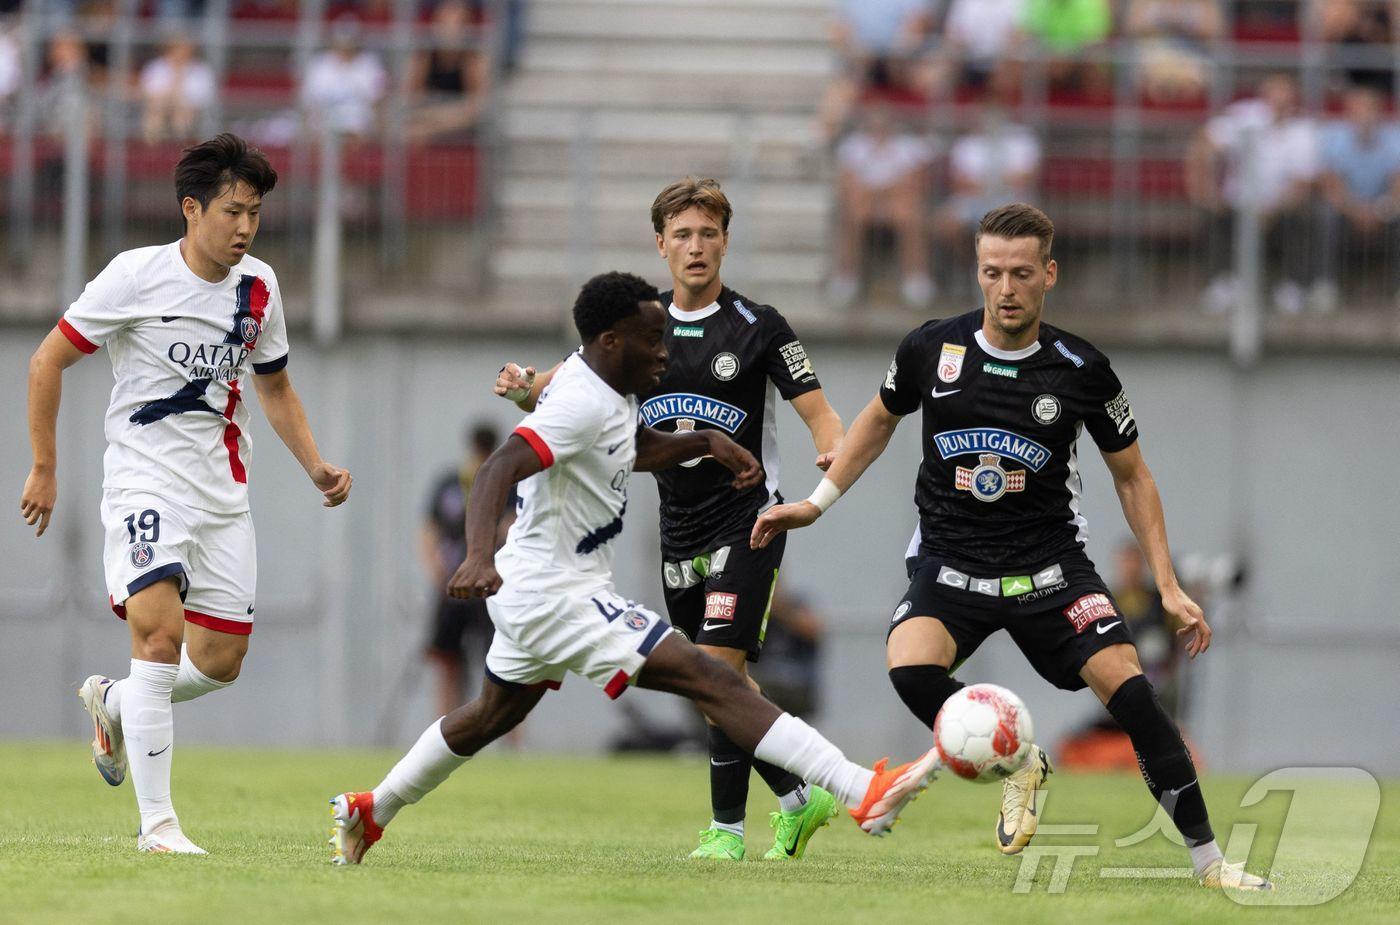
[247,605,255,614]
[161,316,181,323]
[931,388,961,398]
[710,758,741,767]
[996,812,1014,846]
[1096,620,1123,635]
[701,620,729,632]
[147,744,171,757]
[606,440,626,454]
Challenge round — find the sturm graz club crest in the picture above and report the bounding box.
[239,315,261,345]
[955,454,1026,503]
[130,542,155,569]
[674,418,706,468]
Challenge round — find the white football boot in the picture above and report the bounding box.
[996,744,1052,855]
[1199,858,1274,891]
[78,675,127,787]
[137,824,207,855]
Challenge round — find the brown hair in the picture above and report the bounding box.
[650,176,733,236]
[976,203,1055,262]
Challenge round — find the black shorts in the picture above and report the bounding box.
[663,533,785,662]
[887,551,1134,692]
[426,596,494,661]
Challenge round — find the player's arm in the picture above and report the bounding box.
[788,389,845,470]
[1101,442,1211,658]
[251,368,352,507]
[446,437,542,599]
[634,427,763,489]
[20,327,88,537]
[493,361,562,412]
[751,394,901,548]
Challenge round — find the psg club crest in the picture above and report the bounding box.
[938,343,966,384]
[623,611,649,631]
[239,316,261,345]
[955,454,1025,503]
[130,542,155,569]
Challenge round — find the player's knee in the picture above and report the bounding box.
[132,628,181,665]
[889,664,965,729]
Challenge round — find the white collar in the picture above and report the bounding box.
[669,301,721,322]
[975,329,1041,361]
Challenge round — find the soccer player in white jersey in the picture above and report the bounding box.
[19,134,353,855]
[329,272,937,865]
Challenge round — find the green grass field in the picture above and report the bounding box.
[1,742,1395,924]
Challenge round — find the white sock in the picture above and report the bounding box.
[171,645,233,703]
[104,678,124,724]
[122,658,180,834]
[753,714,874,809]
[777,782,809,813]
[710,819,744,838]
[371,718,468,827]
[1190,839,1224,875]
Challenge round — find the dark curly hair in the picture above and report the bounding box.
[573,272,661,342]
[175,133,278,231]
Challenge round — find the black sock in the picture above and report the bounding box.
[1106,674,1215,847]
[707,723,752,825]
[889,664,965,729]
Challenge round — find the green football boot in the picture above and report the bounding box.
[689,827,745,860]
[763,786,839,860]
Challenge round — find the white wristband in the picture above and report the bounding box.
[806,478,843,514]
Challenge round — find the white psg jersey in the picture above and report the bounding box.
[496,352,637,590]
[59,242,290,515]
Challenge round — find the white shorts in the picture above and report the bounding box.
[484,582,674,699]
[101,489,257,636]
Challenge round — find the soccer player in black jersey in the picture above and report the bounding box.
[494,178,847,861]
[753,204,1272,891]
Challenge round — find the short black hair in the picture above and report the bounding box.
[572,272,660,342]
[468,423,499,455]
[175,133,278,230]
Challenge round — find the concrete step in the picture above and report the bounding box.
[502,71,826,110]
[529,2,829,42]
[502,108,818,145]
[521,38,833,78]
[497,141,823,182]
[497,174,830,214]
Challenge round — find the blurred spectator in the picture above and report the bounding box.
[156,0,207,22]
[1019,0,1112,97]
[139,32,217,143]
[1317,0,1395,93]
[1316,83,1400,310]
[419,423,513,720]
[1125,0,1224,105]
[406,0,491,143]
[820,0,939,140]
[301,16,386,139]
[1187,73,1322,314]
[748,589,826,719]
[830,102,935,308]
[940,0,1025,93]
[934,105,1040,295]
[0,23,20,127]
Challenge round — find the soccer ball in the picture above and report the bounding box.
[933,683,1034,782]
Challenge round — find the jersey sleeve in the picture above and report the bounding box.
[763,312,822,400]
[878,327,925,416]
[513,382,606,469]
[59,256,137,353]
[1082,353,1140,453]
[250,271,290,374]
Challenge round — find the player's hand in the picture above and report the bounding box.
[311,462,352,507]
[704,432,762,489]
[1163,586,1211,658]
[815,441,841,471]
[447,554,501,598]
[19,466,57,537]
[494,362,536,403]
[750,501,820,549]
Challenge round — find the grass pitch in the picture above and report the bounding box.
[1,742,1395,924]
